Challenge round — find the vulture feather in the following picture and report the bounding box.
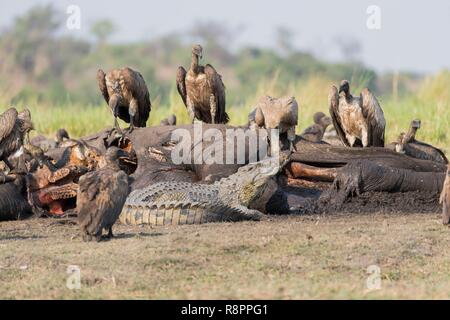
[97,67,151,131]
[77,147,130,242]
[329,80,385,147]
[176,45,229,124]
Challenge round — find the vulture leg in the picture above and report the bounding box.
[210,94,217,124]
[95,232,103,242]
[287,127,297,152]
[107,227,114,239]
[128,98,139,133]
[109,94,123,135]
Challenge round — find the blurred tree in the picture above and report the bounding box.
[334,36,362,63]
[275,26,295,56]
[91,20,116,46]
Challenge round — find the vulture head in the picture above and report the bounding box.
[100,147,132,170]
[313,112,332,127]
[192,44,203,59]
[17,108,34,137]
[56,128,70,142]
[411,119,421,130]
[338,80,350,96]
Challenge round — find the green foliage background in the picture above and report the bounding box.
[0,5,448,153]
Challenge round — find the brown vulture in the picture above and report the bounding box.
[97,67,151,131]
[77,147,130,242]
[31,128,70,151]
[329,80,386,147]
[441,165,450,225]
[0,108,33,172]
[394,119,448,164]
[176,44,229,124]
[300,112,332,143]
[248,95,298,151]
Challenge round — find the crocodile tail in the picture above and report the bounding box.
[119,205,208,226]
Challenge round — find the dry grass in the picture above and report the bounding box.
[1,213,449,299]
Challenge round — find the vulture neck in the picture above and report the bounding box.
[404,126,418,143]
[191,53,201,74]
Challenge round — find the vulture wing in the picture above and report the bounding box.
[97,69,109,104]
[121,68,151,127]
[0,108,18,140]
[328,86,350,147]
[360,88,386,147]
[176,66,188,107]
[204,64,229,124]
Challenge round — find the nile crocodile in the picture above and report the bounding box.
[119,156,287,225]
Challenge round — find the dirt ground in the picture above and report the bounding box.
[1,211,449,299]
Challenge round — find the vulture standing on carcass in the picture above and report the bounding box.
[300,112,332,143]
[441,164,450,225]
[394,119,448,164]
[329,80,386,147]
[31,128,70,151]
[160,114,177,126]
[176,44,229,124]
[0,108,33,173]
[248,95,299,151]
[97,67,151,132]
[77,147,130,242]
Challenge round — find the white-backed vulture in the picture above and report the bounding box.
[248,95,298,150]
[176,45,229,124]
[0,108,33,172]
[77,147,130,242]
[441,164,450,225]
[329,80,386,147]
[394,119,448,164]
[97,67,151,131]
[300,112,332,143]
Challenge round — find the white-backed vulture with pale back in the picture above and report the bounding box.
[176,45,229,124]
[97,67,151,132]
[329,80,385,147]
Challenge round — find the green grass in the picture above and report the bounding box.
[1,71,448,154]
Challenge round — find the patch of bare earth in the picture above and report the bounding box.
[0,212,449,299]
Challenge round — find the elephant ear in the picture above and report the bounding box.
[0,108,18,140]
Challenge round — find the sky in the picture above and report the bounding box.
[1,0,449,74]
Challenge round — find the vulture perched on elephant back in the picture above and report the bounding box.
[441,165,450,225]
[97,67,151,131]
[301,112,332,143]
[176,44,229,124]
[77,147,130,242]
[394,119,448,164]
[0,108,33,172]
[329,80,385,147]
